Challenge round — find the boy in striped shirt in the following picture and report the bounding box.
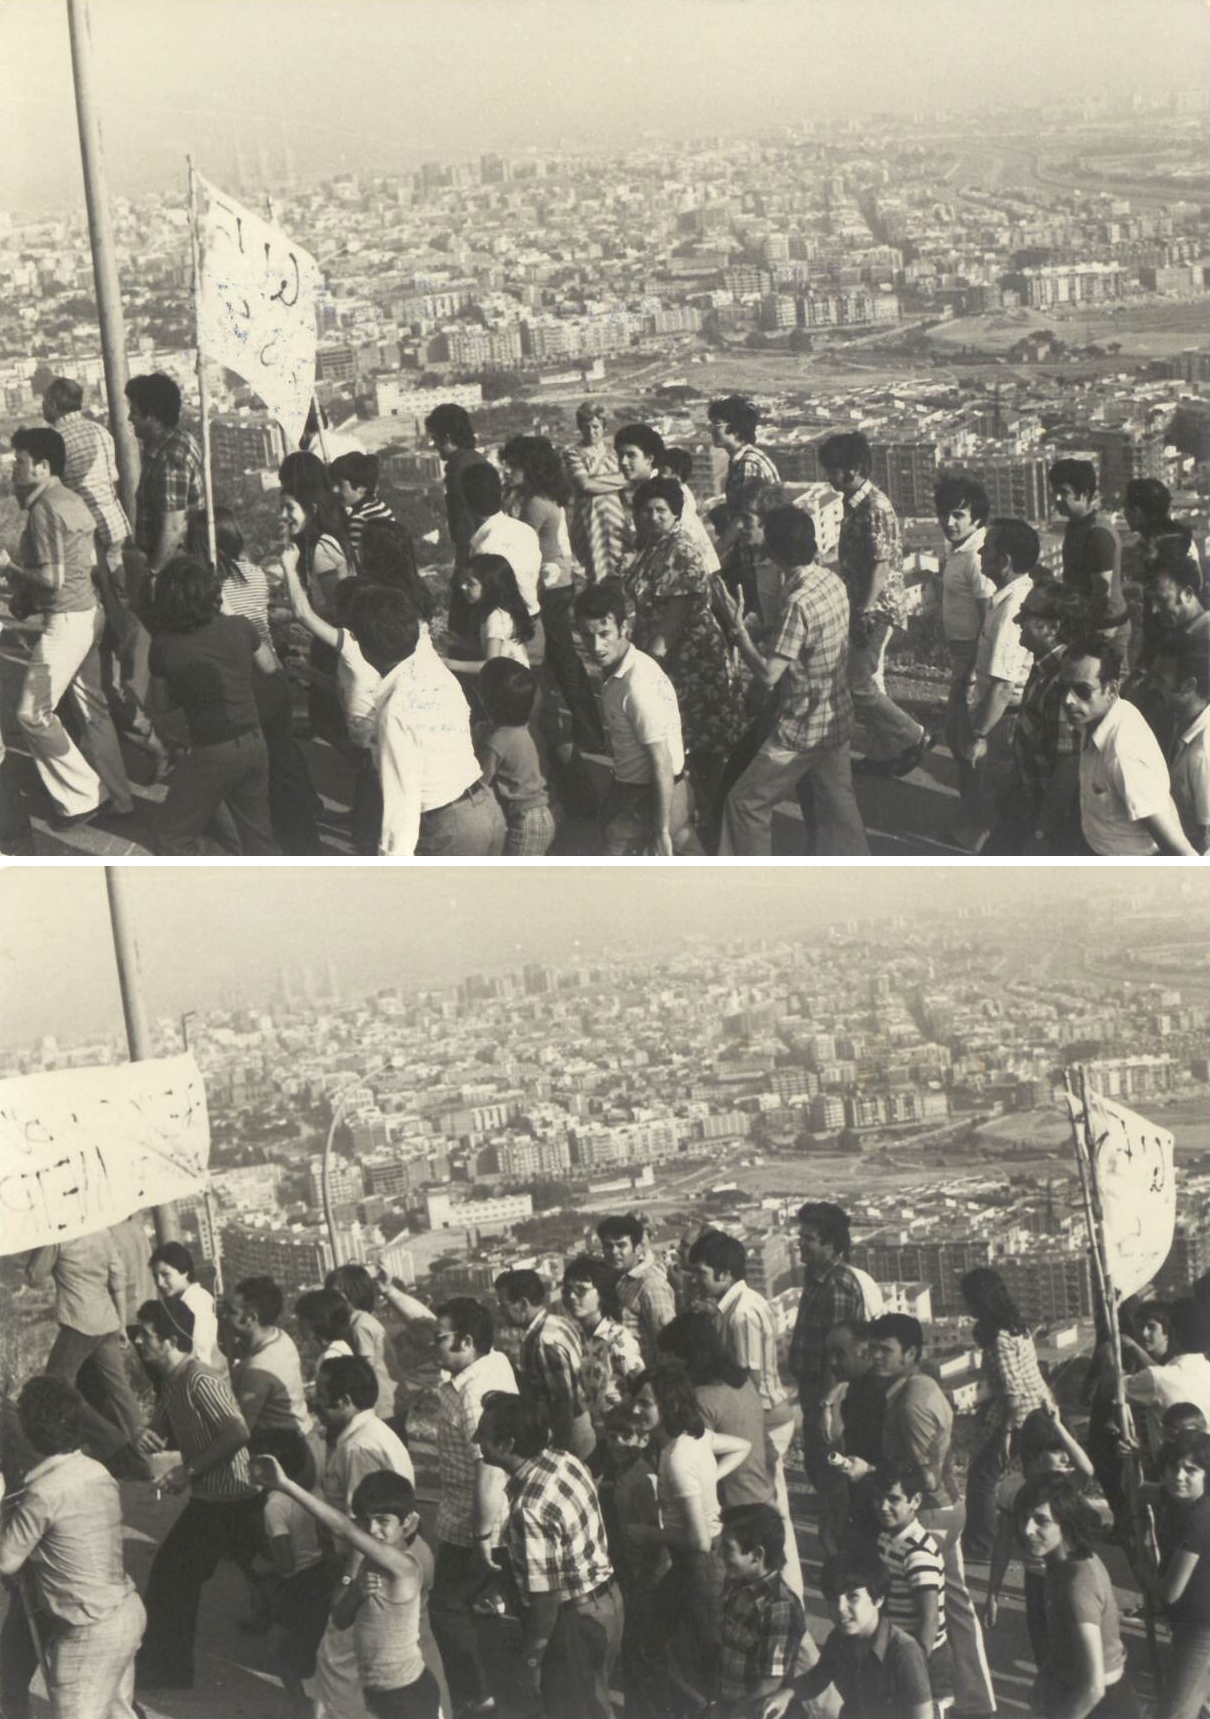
[873,1459,955,1710]
[331,452,395,566]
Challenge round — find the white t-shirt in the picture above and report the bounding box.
[180,1281,222,1371]
[851,1267,885,1322]
[601,645,685,784]
[481,609,530,666]
[470,515,542,616]
[941,530,992,644]
[974,574,1033,696]
[658,1431,721,1545]
[1080,696,1179,856]
[264,1487,325,1575]
[1126,1352,1210,1449]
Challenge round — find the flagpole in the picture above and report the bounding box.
[1074,1064,1163,1700]
[186,156,218,569]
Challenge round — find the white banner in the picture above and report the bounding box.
[0,1054,210,1256]
[1072,1090,1177,1299]
[195,174,320,448]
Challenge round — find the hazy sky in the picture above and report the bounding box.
[2,0,1208,215]
[0,862,1159,1051]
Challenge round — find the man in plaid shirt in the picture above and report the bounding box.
[718,1505,807,1717]
[709,395,780,612]
[719,505,868,855]
[477,1393,622,1719]
[498,1269,589,1455]
[789,1203,868,1489]
[125,374,203,578]
[42,379,130,563]
[987,580,1089,854]
[821,430,929,777]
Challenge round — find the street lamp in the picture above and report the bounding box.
[321,1061,387,1268]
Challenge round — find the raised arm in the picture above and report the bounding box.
[250,1456,419,1585]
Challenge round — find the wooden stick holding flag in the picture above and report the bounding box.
[186,156,218,570]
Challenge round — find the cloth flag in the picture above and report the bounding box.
[194,174,319,448]
[0,1053,210,1255]
[1070,1088,1177,1298]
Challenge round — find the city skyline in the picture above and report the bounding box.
[0,862,1201,1052]
[3,0,1208,214]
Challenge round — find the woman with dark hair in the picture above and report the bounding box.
[962,1266,1054,1561]
[444,553,540,674]
[500,434,605,757]
[630,1360,751,1706]
[184,507,320,854]
[146,554,279,854]
[277,468,353,746]
[294,1289,355,1372]
[1152,1429,1210,1719]
[357,518,432,620]
[1012,1473,1132,1716]
[561,1254,643,1442]
[564,402,628,581]
[0,1377,146,1719]
[624,475,748,818]
[656,1310,775,1508]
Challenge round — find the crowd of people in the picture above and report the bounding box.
[6,1202,1210,1719]
[3,379,1206,857]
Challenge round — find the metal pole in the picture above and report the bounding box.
[65,0,140,522]
[186,158,218,568]
[105,868,179,1243]
[321,1063,385,1268]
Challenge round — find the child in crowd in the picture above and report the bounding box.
[872,1459,954,1712]
[600,1401,669,1719]
[445,553,541,672]
[149,1241,223,1370]
[716,1504,805,1719]
[248,1427,332,1719]
[984,1401,1094,1670]
[764,1551,933,1719]
[1150,1428,1210,1719]
[330,452,395,565]
[294,1288,355,1373]
[475,657,555,856]
[1012,1472,1133,1719]
[251,1456,443,1719]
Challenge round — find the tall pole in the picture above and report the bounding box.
[66,0,140,522]
[105,869,179,1244]
[321,1063,385,1268]
[187,158,217,568]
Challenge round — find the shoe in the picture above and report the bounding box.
[49,798,112,832]
[888,729,931,778]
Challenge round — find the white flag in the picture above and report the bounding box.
[1072,1090,1177,1298]
[194,175,320,448]
[0,1054,210,1255]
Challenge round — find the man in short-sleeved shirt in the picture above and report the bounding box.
[794,1609,933,1718]
[958,519,1037,845]
[1063,648,1193,855]
[128,395,203,571]
[1152,646,1210,853]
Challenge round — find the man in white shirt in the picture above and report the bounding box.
[957,517,1037,850]
[1153,642,1210,853]
[345,584,505,856]
[462,462,542,620]
[575,579,700,855]
[936,474,992,823]
[1062,635,1195,856]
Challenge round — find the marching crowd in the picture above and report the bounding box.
[2,379,1207,857]
[7,1203,1210,1719]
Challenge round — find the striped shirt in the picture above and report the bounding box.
[435,1347,517,1547]
[152,1357,255,1501]
[616,1257,677,1367]
[57,411,130,549]
[878,1519,947,1647]
[519,1308,585,1425]
[347,496,395,563]
[219,558,273,650]
[716,1281,787,1412]
[504,1448,613,1599]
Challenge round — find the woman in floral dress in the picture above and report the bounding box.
[623,476,749,817]
[564,402,628,581]
[561,1254,644,1447]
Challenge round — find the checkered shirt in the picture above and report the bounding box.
[57,412,130,548]
[981,1329,1053,1433]
[504,1448,613,1598]
[580,1316,645,1428]
[134,427,204,558]
[435,1347,517,1547]
[617,1257,678,1367]
[1013,646,1079,791]
[788,1261,866,1389]
[520,1309,585,1423]
[719,1570,806,1702]
[717,1281,788,1412]
[838,480,906,632]
[770,563,853,753]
